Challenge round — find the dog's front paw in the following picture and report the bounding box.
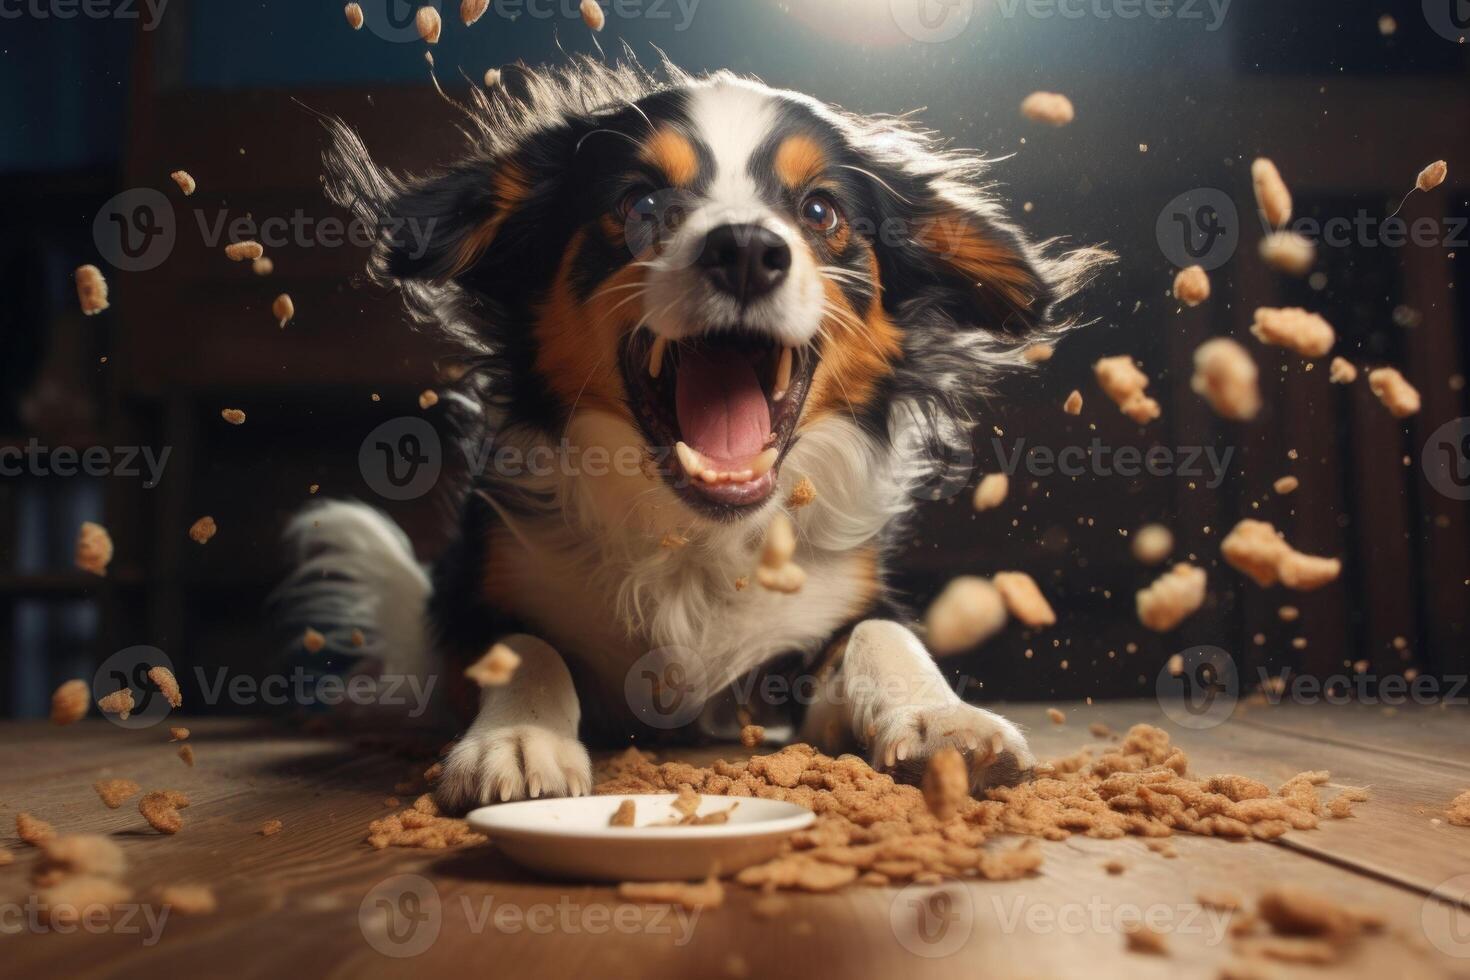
[869,702,1035,792]
[435,725,592,813]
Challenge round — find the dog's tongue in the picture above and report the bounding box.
[675,347,771,464]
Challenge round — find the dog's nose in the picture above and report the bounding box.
[697,224,792,303]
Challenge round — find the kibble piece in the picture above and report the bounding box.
[169,170,196,196]
[1063,390,1083,415]
[484,68,502,87]
[252,256,274,276]
[740,725,765,749]
[787,476,817,509]
[1328,357,1358,384]
[189,516,217,544]
[1367,367,1420,418]
[1417,160,1448,192]
[1020,91,1075,126]
[762,513,797,568]
[1094,356,1161,424]
[76,521,113,576]
[39,876,133,927]
[465,643,521,687]
[924,577,1008,655]
[461,0,488,25]
[993,572,1056,628]
[178,745,195,767]
[1256,886,1374,939]
[273,293,294,328]
[97,687,135,721]
[419,389,439,410]
[221,408,246,425]
[1191,338,1261,421]
[1046,707,1066,725]
[1124,923,1169,956]
[617,876,724,910]
[1250,308,1335,358]
[139,790,190,835]
[1022,343,1054,364]
[580,0,606,31]
[416,5,441,42]
[17,812,56,846]
[1259,231,1315,277]
[51,679,90,725]
[159,884,217,915]
[224,241,264,262]
[1273,476,1299,495]
[1221,519,1341,591]
[170,727,190,741]
[148,666,183,708]
[94,779,141,809]
[922,747,970,821]
[38,834,126,880]
[1173,265,1210,306]
[972,473,1009,512]
[1136,564,1207,632]
[75,265,109,315]
[1252,158,1293,228]
[259,819,283,837]
[1131,524,1174,565]
[344,2,364,29]
[609,799,636,827]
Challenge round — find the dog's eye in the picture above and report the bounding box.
[799,193,840,234]
[621,189,660,222]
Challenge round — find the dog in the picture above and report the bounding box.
[277,58,1110,813]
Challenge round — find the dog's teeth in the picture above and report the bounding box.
[773,346,794,400]
[675,441,706,477]
[649,336,668,379]
[748,448,779,478]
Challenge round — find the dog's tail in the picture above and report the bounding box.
[273,500,434,678]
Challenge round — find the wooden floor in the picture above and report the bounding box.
[2,701,1468,979]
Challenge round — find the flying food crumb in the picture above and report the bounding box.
[75,265,109,315]
[1136,564,1207,632]
[224,241,263,262]
[461,0,488,25]
[273,293,294,328]
[159,884,217,915]
[993,572,1056,627]
[1022,343,1054,363]
[1250,308,1336,358]
[580,0,606,31]
[740,725,765,749]
[465,643,521,687]
[178,745,195,768]
[1256,886,1381,939]
[609,799,636,827]
[302,627,326,654]
[148,666,182,708]
[350,629,365,648]
[17,812,57,846]
[1221,519,1341,591]
[1377,13,1397,35]
[139,790,190,835]
[1417,160,1448,193]
[51,680,90,725]
[259,820,283,837]
[252,256,274,276]
[1191,338,1261,421]
[1447,790,1470,826]
[1173,265,1210,306]
[188,516,217,544]
[38,876,133,927]
[484,68,502,87]
[344,3,363,29]
[1090,723,1113,739]
[1124,923,1169,956]
[1132,524,1174,565]
[1047,708,1066,725]
[925,576,1007,655]
[787,477,817,509]
[1273,476,1299,495]
[1367,367,1420,418]
[221,408,246,425]
[419,389,439,410]
[170,727,190,741]
[972,473,1009,511]
[1258,231,1316,277]
[1020,91,1075,126]
[1251,158,1293,228]
[94,779,141,810]
[98,687,135,721]
[1063,389,1084,415]
[922,746,970,821]
[76,521,113,576]
[1328,357,1358,384]
[365,794,487,850]
[37,834,126,882]
[617,876,724,910]
[757,513,805,594]
[1094,356,1161,424]
[170,170,196,196]
[416,5,441,41]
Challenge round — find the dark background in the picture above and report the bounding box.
[2,0,1467,718]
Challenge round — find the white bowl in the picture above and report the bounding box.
[466,794,814,882]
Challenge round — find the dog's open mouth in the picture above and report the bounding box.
[621,330,818,517]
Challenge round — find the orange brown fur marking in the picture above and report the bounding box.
[916,210,1041,318]
[448,163,533,278]
[641,128,700,188]
[774,134,828,191]
[806,251,903,421]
